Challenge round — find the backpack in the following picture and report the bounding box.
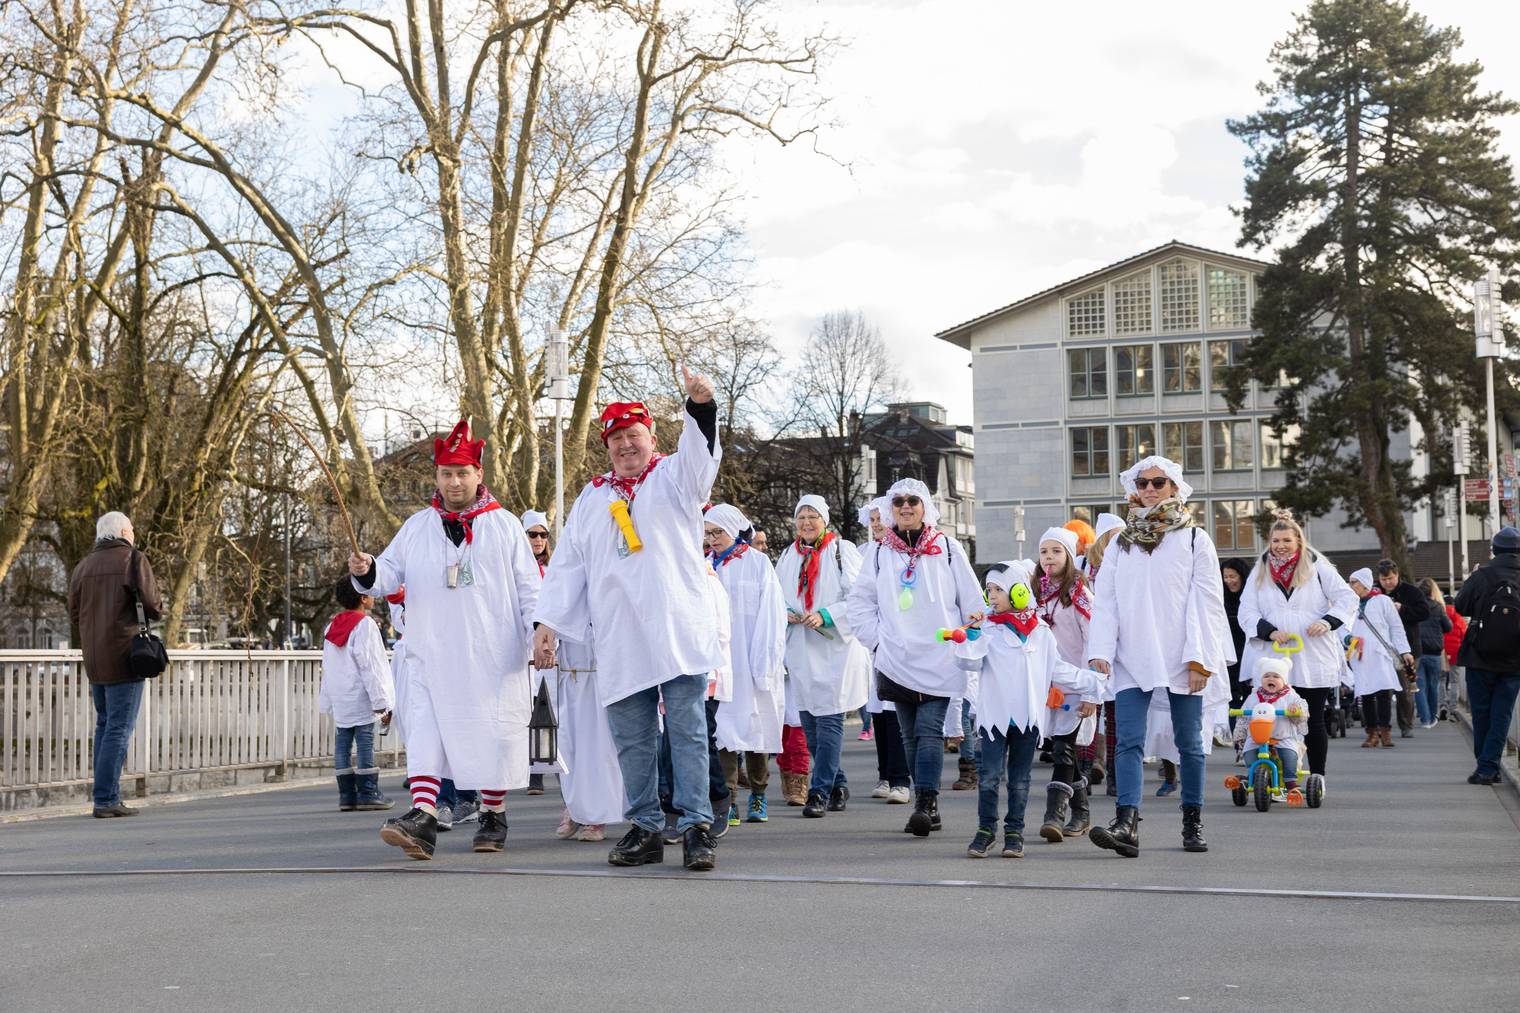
[1470,576,1520,661]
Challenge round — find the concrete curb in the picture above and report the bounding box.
[0,775,351,825]
[1453,706,1520,831]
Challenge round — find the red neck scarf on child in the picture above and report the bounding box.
[325,611,367,647]
[1257,685,1290,704]
[987,609,1040,638]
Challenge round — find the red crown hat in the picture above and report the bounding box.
[434,420,484,467]
[600,402,652,443]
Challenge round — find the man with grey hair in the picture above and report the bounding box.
[68,512,161,817]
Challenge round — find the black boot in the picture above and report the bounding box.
[472,809,508,853]
[1090,805,1140,858]
[905,789,935,837]
[928,792,942,831]
[379,807,438,861]
[1039,781,1073,843]
[802,789,828,818]
[1181,804,1208,853]
[683,825,717,871]
[354,771,393,811]
[336,772,358,811]
[1063,778,1091,837]
[608,825,664,866]
[827,784,849,812]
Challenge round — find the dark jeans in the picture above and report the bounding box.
[872,708,910,787]
[1293,686,1333,775]
[976,725,1041,832]
[705,699,730,808]
[1361,689,1393,729]
[91,680,146,808]
[799,710,848,796]
[895,695,950,793]
[437,778,478,809]
[1466,668,1520,778]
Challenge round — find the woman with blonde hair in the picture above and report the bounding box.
[1238,511,1357,786]
[1413,578,1452,729]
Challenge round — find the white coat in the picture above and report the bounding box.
[1037,591,1098,738]
[358,506,540,790]
[1086,526,1233,696]
[712,545,787,752]
[1348,594,1410,696]
[1237,554,1358,689]
[535,406,727,706]
[319,614,395,728]
[555,636,625,827]
[954,622,1102,739]
[845,531,984,698]
[775,536,871,717]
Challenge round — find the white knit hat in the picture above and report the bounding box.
[1038,526,1079,567]
[1255,656,1293,682]
[521,509,549,533]
[987,559,1036,591]
[1349,567,1374,588]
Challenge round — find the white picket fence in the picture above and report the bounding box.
[0,650,400,799]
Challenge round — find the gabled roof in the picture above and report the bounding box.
[933,240,1272,348]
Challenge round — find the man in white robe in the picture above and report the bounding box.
[534,368,729,872]
[347,419,540,861]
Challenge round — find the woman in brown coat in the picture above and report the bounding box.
[67,512,161,817]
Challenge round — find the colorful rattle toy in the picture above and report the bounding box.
[935,624,982,644]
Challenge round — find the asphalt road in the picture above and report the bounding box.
[3,720,1517,1013]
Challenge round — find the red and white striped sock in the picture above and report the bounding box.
[479,789,506,813]
[409,775,440,815]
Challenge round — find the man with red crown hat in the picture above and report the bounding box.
[347,419,540,861]
[534,367,730,871]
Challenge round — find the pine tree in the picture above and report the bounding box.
[1228,0,1520,565]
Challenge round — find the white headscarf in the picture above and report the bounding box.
[794,494,830,527]
[1094,512,1126,543]
[521,509,549,533]
[1349,567,1374,589]
[885,477,940,527]
[857,496,889,531]
[1038,526,1079,567]
[986,558,1036,591]
[1119,455,1194,504]
[704,503,749,541]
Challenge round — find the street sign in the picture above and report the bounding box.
[1463,478,1516,500]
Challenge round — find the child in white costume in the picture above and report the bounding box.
[1233,657,1309,793]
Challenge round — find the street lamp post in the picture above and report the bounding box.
[546,326,572,539]
[1455,420,1470,577]
[1473,268,1504,537]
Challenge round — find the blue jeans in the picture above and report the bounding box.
[1276,745,1300,785]
[606,674,712,832]
[90,680,145,808]
[960,699,979,762]
[799,711,847,796]
[1415,655,1442,724]
[334,722,376,773]
[895,695,950,793]
[858,706,872,734]
[976,725,1041,832]
[437,779,478,808]
[1115,686,1204,810]
[1465,668,1520,778]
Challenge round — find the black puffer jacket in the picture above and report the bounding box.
[1454,552,1520,672]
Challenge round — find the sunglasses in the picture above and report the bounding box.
[527,531,549,539]
[892,495,922,508]
[1134,477,1172,491]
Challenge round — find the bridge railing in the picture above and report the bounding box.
[1,650,401,805]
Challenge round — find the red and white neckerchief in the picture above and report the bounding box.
[1268,551,1299,590]
[591,453,665,504]
[793,531,836,609]
[713,541,749,568]
[431,485,501,544]
[1036,570,1092,621]
[987,608,1040,638]
[1256,685,1290,705]
[880,524,944,584]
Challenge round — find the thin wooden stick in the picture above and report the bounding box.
[269,409,361,557]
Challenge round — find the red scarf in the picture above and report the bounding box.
[987,609,1040,638]
[1366,586,1384,597]
[325,611,367,647]
[1256,685,1289,704]
[591,453,665,504]
[794,532,836,609]
[1268,551,1299,590]
[431,485,501,544]
[1037,570,1092,620]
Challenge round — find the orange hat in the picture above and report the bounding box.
[1064,519,1096,553]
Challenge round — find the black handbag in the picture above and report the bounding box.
[126,550,168,678]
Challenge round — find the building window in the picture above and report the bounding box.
[1113,271,1152,335]
[1212,499,1257,551]
[1207,267,1250,329]
[1068,347,1107,400]
[1158,259,1200,333]
[1162,420,1205,473]
[1161,341,1202,393]
[1066,288,1106,337]
[1071,426,1110,478]
[1208,338,1248,391]
[1260,422,1300,469]
[1071,503,1117,525]
[1116,424,1155,471]
[1211,419,1254,471]
[1187,501,1206,528]
[1114,344,1154,397]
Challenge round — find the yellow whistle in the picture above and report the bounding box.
[609,499,643,552]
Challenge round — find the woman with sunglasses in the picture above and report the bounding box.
[857,497,913,804]
[522,509,554,795]
[1086,456,1231,858]
[846,478,984,836]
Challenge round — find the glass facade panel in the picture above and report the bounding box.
[1207,267,1250,329]
[1113,271,1152,335]
[1161,341,1202,393]
[1115,344,1154,397]
[1158,259,1200,333]
[1067,289,1106,337]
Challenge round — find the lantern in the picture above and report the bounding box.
[528,678,558,766]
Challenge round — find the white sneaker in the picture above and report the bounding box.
[871,780,890,799]
[887,785,911,804]
[573,823,605,842]
[555,808,580,839]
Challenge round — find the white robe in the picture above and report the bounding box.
[1143,664,1232,762]
[358,506,539,790]
[1237,554,1358,689]
[845,531,984,698]
[1348,594,1410,696]
[712,546,786,752]
[775,536,871,717]
[1086,525,1233,696]
[535,406,727,706]
[954,622,1102,738]
[555,637,625,826]
[319,614,395,728]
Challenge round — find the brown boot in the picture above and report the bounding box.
[1361,728,1378,748]
[952,756,978,790]
[1379,726,1397,748]
[781,772,808,806]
